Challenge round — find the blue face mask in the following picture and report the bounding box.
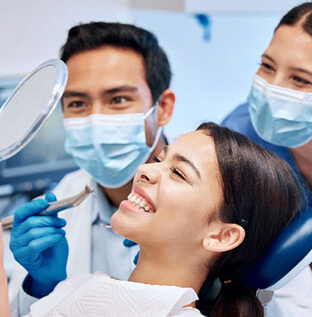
[248,74,312,148]
[64,106,162,188]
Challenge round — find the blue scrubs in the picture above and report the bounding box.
[222,102,312,208]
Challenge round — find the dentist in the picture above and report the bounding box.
[9,22,175,315]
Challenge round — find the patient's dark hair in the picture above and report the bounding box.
[275,2,312,36]
[196,123,301,317]
[60,22,171,103]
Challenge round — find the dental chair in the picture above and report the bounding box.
[239,206,312,312]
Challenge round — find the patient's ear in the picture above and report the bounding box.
[202,221,245,253]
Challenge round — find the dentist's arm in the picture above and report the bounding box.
[0,223,9,317]
[10,193,68,298]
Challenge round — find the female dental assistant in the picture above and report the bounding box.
[222,3,312,316]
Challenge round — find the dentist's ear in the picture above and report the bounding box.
[202,222,245,253]
[156,89,175,126]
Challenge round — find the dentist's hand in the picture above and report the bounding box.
[10,193,68,298]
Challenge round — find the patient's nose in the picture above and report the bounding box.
[137,164,159,184]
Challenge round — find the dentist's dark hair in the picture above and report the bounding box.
[275,2,312,35]
[195,122,301,317]
[60,22,171,104]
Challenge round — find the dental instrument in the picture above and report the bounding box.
[0,184,95,230]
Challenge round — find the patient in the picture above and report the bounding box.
[0,123,301,316]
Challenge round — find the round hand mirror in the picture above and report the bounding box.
[0,59,68,161]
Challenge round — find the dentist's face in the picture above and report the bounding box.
[62,46,164,149]
[257,24,312,92]
[62,46,154,117]
[111,131,224,249]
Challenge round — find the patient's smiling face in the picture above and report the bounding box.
[111,130,224,250]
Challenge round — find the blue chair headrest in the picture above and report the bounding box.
[239,207,312,290]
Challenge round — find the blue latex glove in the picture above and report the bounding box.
[10,193,68,298]
[123,239,139,265]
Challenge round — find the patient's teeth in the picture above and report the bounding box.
[127,192,155,213]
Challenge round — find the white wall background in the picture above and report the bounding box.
[131,10,281,137]
[0,0,130,76]
[185,0,306,13]
[0,0,307,135]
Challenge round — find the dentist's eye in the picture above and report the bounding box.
[171,167,186,180]
[152,155,161,163]
[111,96,129,104]
[67,101,85,108]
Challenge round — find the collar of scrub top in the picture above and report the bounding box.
[91,179,117,226]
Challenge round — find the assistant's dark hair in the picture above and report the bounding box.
[60,22,171,103]
[195,123,301,317]
[275,2,312,36]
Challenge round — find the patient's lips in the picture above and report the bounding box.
[127,192,155,213]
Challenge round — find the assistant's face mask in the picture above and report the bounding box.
[64,106,162,188]
[248,74,312,148]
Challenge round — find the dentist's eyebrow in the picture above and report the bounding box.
[103,86,138,95]
[62,91,88,98]
[163,146,201,179]
[62,86,138,99]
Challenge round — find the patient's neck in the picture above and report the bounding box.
[128,248,207,295]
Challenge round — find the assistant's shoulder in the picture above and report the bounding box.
[223,102,250,121]
[221,102,251,134]
[221,103,279,151]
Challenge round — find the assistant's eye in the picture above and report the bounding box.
[152,155,161,163]
[259,62,274,72]
[170,167,186,181]
[293,76,312,86]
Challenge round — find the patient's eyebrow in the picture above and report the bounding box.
[163,146,201,179]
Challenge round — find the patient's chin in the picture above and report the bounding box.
[110,211,122,234]
[110,209,136,241]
